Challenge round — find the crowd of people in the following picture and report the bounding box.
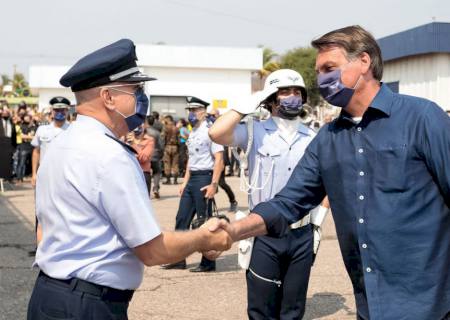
[0,100,243,212]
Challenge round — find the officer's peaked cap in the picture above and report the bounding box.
[60,39,156,92]
[186,96,209,109]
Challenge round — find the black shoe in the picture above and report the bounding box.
[153,192,160,199]
[173,177,179,185]
[189,264,216,273]
[161,260,186,270]
[229,201,238,212]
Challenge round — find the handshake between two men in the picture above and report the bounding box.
[133,214,267,267]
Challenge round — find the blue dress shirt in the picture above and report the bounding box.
[253,84,450,319]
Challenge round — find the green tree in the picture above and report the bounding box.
[12,73,30,97]
[253,46,281,91]
[279,47,320,106]
[0,74,11,95]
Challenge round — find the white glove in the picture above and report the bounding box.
[232,91,264,115]
[313,225,322,255]
[310,205,329,227]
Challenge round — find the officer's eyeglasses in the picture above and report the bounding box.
[102,82,145,96]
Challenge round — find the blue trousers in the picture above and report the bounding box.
[246,224,313,320]
[27,273,130,320]
[175,171,214,267]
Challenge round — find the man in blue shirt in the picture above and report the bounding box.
[209,25,450,319]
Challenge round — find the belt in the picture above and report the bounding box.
[290,213,311,230]
[38,271,134,302]
[190,170,213,176]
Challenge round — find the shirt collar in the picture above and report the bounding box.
[75,115,114,136]
[263,117,312,136]
[336,83,394,124]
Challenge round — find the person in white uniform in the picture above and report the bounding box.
[31,96,71,187]
[209,69,329,319]
[27,39,232,320]
[163,96,225,272]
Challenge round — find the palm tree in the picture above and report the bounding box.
[12,73,30,96]
[252,47,280,91]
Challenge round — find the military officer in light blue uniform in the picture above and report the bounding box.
[209,69,329,319]
[27,39,232,320]
[163,96,224,272]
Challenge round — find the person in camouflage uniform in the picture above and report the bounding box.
[162,116,179,184]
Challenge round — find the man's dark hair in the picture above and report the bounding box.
[147,115,155,126]
[152,111,159,120]
[311,25,383,81]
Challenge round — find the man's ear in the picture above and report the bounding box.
[360,52,372,76]
[100,88,115,111]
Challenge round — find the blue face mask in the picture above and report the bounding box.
[54,111,66,121]
[206,114,216,123]
[188,112,199,127]
[317,69,361,108]
[278,95,303,119]
[117,88,149,132]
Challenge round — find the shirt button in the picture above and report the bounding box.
[359,218,364,224]
[359,195,365,200]
[358,148,364,153]
[288,168,291,171]
[359,171,365,176]
[366,267,372,273]
[362,243,368,249]
[357,127,362,132]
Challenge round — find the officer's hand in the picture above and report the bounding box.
[200,184,217,199]
[232,91,264,115]
[31,175,37,188]
[179,182,187,196]
[201,218,233,252]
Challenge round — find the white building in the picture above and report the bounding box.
[29,44,262,116]
[378,22,450,111]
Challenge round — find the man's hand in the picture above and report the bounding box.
[200,183,218,199]
[201,218,233,252]
[31,174,37,188]
[179,182,187,196]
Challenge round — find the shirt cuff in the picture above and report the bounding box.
[252,202,291,238]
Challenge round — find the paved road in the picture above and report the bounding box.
[0,177,356,319]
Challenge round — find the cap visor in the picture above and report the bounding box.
[118,72,156,82]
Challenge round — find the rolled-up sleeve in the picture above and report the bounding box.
[252,135,326,237]
[232,123,248,150]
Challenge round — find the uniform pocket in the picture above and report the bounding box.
[39,306,75,320]
[375,144,408,193]
[256,145,280,176]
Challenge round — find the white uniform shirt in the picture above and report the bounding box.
[187,120,224,171]
[35,115,161,290]
[233,117,316,209]
[31,121,70,161]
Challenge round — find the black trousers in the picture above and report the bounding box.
[175,171,215,267]
[28,273,130,320]
[246,225,313,320]
[218,170,236,203]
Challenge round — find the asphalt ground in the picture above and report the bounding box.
[0,176,356,319]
